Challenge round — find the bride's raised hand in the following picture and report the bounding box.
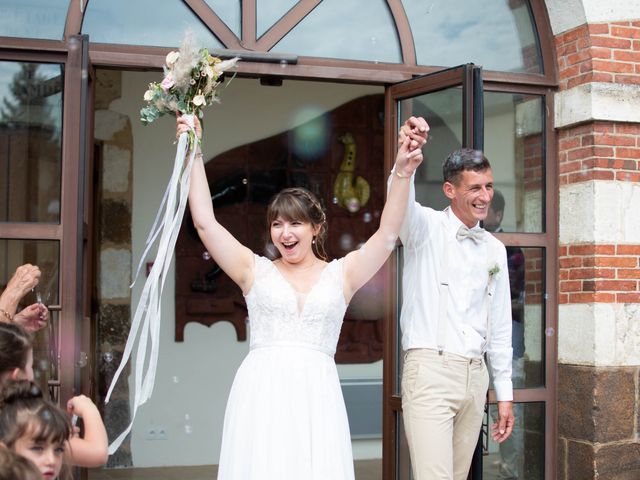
[176,112,202,142]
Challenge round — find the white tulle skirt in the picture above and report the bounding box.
[217,345,355,480]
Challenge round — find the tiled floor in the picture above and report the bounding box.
[88,459,381,480]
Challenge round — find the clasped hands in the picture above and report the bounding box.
[396,116,430,178]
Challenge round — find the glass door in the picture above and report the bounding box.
[0,34,95,407]
[383,64,483,480]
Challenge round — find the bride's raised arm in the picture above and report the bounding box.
[342,117,429,301]
[177,114,255,293]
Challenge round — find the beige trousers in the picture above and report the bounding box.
[402,348,489,480]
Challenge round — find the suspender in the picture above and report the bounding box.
[435,219,492,356]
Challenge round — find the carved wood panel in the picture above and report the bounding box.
[175,94,385,363]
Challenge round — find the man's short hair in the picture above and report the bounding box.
[491,189,505,214]
[442,148,491,184]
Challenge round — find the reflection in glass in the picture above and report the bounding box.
[0,62,62,223]
[83,0,223,48]
[273,0,401,63]
[402,0,541,73]
[399,87,463,210]
[204,0,241,36]
[484,91,544,232]
[486,247,545,390]
[0,239,60,400]
[396,412,413,480]
[257,0,299,38]
[0,0,68,40]
[485,402,545,479]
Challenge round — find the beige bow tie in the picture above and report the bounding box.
[456,225,485,243]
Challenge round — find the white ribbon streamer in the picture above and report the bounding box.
[105,115,197,454]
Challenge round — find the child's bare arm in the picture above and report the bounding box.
[65,395,109,467]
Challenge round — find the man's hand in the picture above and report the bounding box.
[13,303,48,332]
[491,401,514,443]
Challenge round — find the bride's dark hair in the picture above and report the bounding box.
[265,187,328,260]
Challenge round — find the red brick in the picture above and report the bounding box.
[593,280,637,291]
[593,59,635,73]
[566,170,615,183]
[615,74,640,85]
[591,36,632,49]
[595,256,637,267]
[589,47,611,59]
[569,268,597,280]
[583,280,595,291]
[595,245,617,254]
[617,245,640,255]
[560,280,583,292]
[569,292,615,303]
[611,25,640,39]
[569,245,596,255]
[560,26,589,44]
[633,39,640,50]
[616,171,640,181]
[567,50,593,66]
[593,134,636,146]
[614,50,640,62]
[567,147,594,161]
[557,43,578,57]
[560,257,582,268]
[592,72,614,82]
[560,64,581,78]
[566,74,592,89]
[616,147,640,159]
[617,292,640,302]
[559,161,581,174]
[589,24,610,35]
[616,123,640,135]
[593,123,615,133]
[617,269,640,279]
[580,61,594,74]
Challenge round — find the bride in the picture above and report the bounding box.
[177,114,428,479]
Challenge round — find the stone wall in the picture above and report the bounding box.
[93,70,133,467]
[554,16,640,480]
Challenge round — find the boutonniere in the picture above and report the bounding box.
[488,263,500,279]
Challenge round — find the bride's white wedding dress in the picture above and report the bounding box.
[217,255,355,480]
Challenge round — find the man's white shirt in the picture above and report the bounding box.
[393,172,513,401]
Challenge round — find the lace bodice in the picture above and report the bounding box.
[245,255,348,356]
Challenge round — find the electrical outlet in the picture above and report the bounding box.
[156,427,167,440]
[145,427,157,440]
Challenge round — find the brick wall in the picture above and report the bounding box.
[555,18,640,480]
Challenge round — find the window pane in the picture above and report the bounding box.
[400,87,464,210]
[0,0,68,40]
[204,0,241,36]
[0,239,60,401]
[273,0,401,63]
[82,0,223,48]
[396,412,414,480]
[487,247,545,390]
[485,402,545,479]
[402,0,541,73]
[257,0,299,38]
[484,92,544,233]
[0,61,62,223]
[0,239,60,307]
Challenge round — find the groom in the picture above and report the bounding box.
[395,120,514,480]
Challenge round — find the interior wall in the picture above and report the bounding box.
[107,72,384,467]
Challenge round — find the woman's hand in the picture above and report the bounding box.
[176,113,202,142]
[13,303,48,332]
[394,116,428,178]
